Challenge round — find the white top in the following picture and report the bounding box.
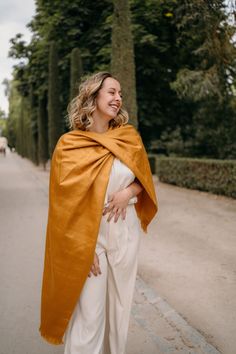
[104,158,138,206]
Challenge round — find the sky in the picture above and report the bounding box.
[0,0,35,114]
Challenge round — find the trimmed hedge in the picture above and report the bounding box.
[149,156,236,199]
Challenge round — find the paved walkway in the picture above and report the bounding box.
[1,151,235,354]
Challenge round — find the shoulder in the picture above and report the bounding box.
[122,123,143,143]
[56,130,85,149]
[114,123,141,139]
[57,131,75,145]
[122,123,138,132]
[52,131,81,161]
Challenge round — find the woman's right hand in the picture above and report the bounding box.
[88,252,102,277]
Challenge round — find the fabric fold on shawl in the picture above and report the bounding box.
[39,124,158,344]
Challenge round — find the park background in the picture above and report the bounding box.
[0,0,236,198]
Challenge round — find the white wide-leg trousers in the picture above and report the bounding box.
[64,204,141,354]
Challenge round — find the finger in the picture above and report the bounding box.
[107,210,116,222]
[121,208,126,220]
[103,204,113,216]
[94,256,99,268]
[111,206,119,216]
[107,203,115,213]
[97,266,102,275]
[114,208,122,223]
[103,204,108,213]
[94,254,102,275]
[91,264,98,276]
[107,205,120,221]
[94,264,101,275]
[108,194,114,203]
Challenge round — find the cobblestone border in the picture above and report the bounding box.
[132,276,221,354]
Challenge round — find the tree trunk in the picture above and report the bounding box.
[38,92,49,167]
[48,41,63,157]
[111,0,138,128]
[70,48,83,101]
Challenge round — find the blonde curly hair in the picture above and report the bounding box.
[67,72,129,131]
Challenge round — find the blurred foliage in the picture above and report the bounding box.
[6,79,21,149]
[5,0,236,160]
[0,109,6,119]
[16,96,31,158]
[0,108,7,137]
[156,156,236,198]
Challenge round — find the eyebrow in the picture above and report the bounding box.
[108,87,122,93]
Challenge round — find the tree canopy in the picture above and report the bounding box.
[6,0,236,161]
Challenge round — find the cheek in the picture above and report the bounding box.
[96,94,110,110]
[95,99,103,112]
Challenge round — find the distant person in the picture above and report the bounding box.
[0,136,7,156]
[39,72,158,354]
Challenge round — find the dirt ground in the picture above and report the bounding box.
[0,150,235,354]
[139,178,236,354]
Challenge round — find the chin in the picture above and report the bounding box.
[106,113,117,121]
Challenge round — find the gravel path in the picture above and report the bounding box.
[139,178,236,354]
[1,151,235,354]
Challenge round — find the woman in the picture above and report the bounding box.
[39,72,158,354]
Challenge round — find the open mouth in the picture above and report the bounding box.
[109,104,120,111]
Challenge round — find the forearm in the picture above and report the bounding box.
[125,178,143,199]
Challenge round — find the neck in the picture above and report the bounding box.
[89,114,110,134]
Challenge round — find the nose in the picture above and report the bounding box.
[115,92,122,102]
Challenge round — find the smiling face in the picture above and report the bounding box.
[94,77,122,122]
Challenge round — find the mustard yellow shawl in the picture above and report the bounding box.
[39,124,157,344]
